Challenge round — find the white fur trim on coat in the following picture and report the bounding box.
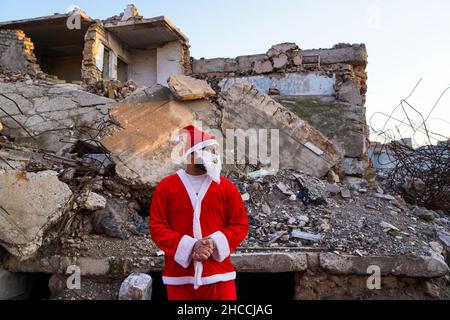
[174,235,197,269]
[209,231,230,263]
[176,169,213,289]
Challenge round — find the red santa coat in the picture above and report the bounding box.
[150,169,248,289]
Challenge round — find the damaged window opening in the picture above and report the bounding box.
[102,47,111,80]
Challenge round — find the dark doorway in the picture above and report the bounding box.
[236,273,295,300]
[18,273,52,300]
[148,272,295,300]
[117,58,128,83]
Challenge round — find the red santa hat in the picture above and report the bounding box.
[179,125,218,160]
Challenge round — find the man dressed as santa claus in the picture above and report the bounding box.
[150,125,249,300]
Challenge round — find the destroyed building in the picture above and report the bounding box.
[0,5,189,87]
[0,5,449,300]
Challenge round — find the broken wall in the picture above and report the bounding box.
[0,29,41,75]
[192,43,369,177]
[156,41,190,86]
[129,48,157,87]
[82,22,131,84]
[82,23,189,88]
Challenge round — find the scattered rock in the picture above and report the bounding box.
[326,183,340,194]
[277,182,293,195]
[340,158,366,176]
[261,203,272,215]
[343,177,367,189]
[92,199,148,239]
[118,273,152,300]
[78,192,107,211]
[85,79,137,100]
[380,221,400,236]
[327,170,340,183]
[374,193,396,201]
[340,189,351,199]
[291,230,322,242]
[268,87,280,96]
[298,215,310,228]
[413,207,435,222]
[61,167,76,182]
[429,241,444,254]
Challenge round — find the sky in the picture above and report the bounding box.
[0,0,449,145]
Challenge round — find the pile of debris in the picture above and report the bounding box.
[0,69,449,300]
[230,169,450,259]
[0,66,58,84]
[85,79,138,100]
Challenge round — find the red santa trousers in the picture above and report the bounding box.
[167,280,237,300]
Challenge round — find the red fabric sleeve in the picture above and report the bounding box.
[220,178,249,253]
[149,180,184,257]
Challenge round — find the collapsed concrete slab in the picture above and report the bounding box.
[0,81,114,155]
[0,170,72,257]
[167,75,215,101]
[100,85,219,187]
[192,43,369,177]
[218,81,344,177]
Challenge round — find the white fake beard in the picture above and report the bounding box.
[195,150,222,183]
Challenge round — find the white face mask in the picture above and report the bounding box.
[195,150,222,183]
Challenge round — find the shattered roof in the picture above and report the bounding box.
[103,16,189,47]
[0,9,189,47]
[0,11,92,28]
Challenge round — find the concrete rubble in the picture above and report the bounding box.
[0,4,448,300]
[168,75,216,101]
[118,273,152,300]
[0,169,72,257]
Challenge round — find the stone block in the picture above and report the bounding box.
[118,273,152,300]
